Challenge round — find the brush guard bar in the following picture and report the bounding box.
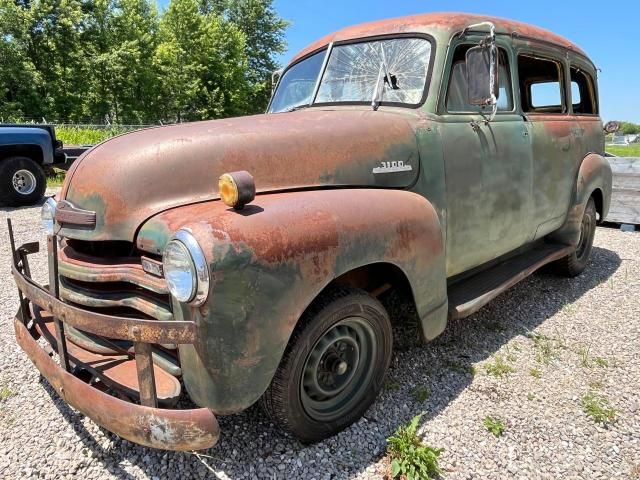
[7,218,219,451]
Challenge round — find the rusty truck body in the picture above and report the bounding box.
[9,13,612,450]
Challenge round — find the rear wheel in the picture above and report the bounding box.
[261,286,392,443]
[0,156,46,207]
[554,197,597,277]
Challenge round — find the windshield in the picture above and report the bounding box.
[268,37,432,113]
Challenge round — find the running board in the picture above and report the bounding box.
[447,243,573,320]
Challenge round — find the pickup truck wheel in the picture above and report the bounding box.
[261,285,392,443]
[0,156,46,207]
[554,197,597,277]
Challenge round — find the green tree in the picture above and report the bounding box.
[0,0,43,119]
[154,0,249,121]
[200,0,288,113]
[83,0,160,123]
[620,122,640,135]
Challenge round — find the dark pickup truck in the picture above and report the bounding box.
[0,124,67,206]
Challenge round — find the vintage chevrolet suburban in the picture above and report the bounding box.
[9,13,614,451]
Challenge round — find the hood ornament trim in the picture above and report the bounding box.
[55,200,96,229]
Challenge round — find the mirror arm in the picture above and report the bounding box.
[462,21,496,42]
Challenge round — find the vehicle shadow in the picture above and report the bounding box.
[42,245,621,479]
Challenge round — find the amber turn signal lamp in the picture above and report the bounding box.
[218,171,256,210]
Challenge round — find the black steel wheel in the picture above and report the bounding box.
[262,285,392,443]
[554,197,597,277]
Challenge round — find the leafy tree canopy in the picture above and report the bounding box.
[0,0,288,123]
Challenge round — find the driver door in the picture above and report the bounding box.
[440,39,533,277]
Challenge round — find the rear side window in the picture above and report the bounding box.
[570,66,597,114]
[446,45,513,113]
[518,55,566,114]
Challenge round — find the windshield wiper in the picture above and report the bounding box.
[285,103,311,113]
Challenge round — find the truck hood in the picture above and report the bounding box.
[60,109,419,242]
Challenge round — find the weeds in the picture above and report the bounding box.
[594,357,609,368]
[577,344,609,369]
[588,380,604,390]
[561,303,577,315]
[529,368,542,378]
[527,393,535,401]
[411,385,431,403]
[581,392,617,425]
[528,332,559,365]
[55,126,131,145]
[483,416,505,437]
[485,321,506,333]
[385,380,401,392]
[0,385,13,402]
[446,360,474,376]
[578,344,592,367]
[484,355,516,377]
[47,169,66,188]
[386,415,443,480]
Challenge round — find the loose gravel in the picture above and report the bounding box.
[0,194,638,479]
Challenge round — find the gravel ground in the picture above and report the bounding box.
[0,194,639,480]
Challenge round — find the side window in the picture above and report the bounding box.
[446,45,513,113]
[570,66,597,114]
[518,55,565,113]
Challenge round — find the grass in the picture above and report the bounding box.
[411,385,432,403]
[528,332,560,365]
[0,385,13,401]
[606,144,640,157]
[446,360,475,376]
[484,354,516,377]
[483,416,505,437]
[386,415,443,480]
[55,126,131,145]
[46,168,66,188]
[385,380,401,392]
[577,344,610,369]
[529,368,542,378]
[581,392,617,425]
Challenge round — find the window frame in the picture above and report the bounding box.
[269,33,437,112]
[440,37,518,116]
[569,63,598,116]
[516,52,568,115]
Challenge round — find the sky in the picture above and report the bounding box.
[269,0,640,122]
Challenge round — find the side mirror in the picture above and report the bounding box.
[271,69,283,93]
[604,121,620,134]
[466,44,499,106]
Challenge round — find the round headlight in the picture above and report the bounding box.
[41,197,57,234]
[162,229,209,305]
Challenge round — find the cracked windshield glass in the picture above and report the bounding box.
[269,37,432,112]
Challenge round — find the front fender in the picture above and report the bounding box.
[0,128,52,163]
[549,153,612,246]
[138,189,446,413]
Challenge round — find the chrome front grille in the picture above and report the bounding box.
[57,241,172,321]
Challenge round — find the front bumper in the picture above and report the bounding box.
[8,226,219,451]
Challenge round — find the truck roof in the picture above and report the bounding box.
[290,12,587,64]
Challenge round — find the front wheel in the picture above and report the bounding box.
[261,286,393,443]
[0,156,46,207]
[554,197,597,277]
